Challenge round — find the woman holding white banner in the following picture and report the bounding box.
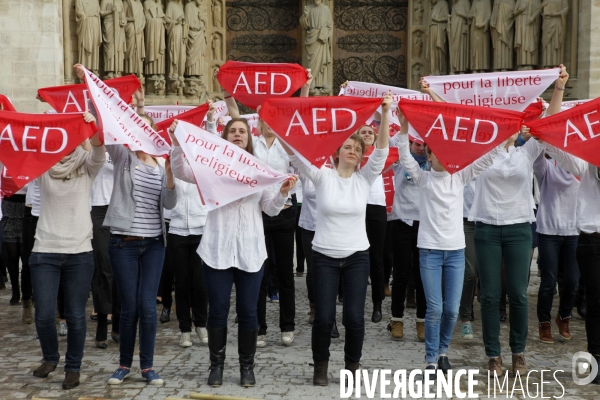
[169,118,297,388]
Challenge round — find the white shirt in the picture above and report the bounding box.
[398,134,505,250]
[544,144,600,234]
[389,134,424,221]
[463,179,477,218]
[26,179,41,217]
[290,146,389,258]
[253,135,292,205]
[298,172,317,231]
[171,146,287,272]
[469,139,543,225]
[367,175,386,206]
[91,152,114,206]
[168,178,207,236]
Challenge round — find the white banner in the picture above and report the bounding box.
[424,68,560,111]
[209,100,228,121]
[174,121,289,211]
[561,98,593,111]
[145,105,195,123]
[222,113,260,135]
[84,68,171,157]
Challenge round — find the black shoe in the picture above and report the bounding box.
[238,328,257,387]
[500,311,507,322]
[33,362,57,378]
[95,340,108,349]
[422,365,436,381]
[207,326,227,387]
[62,371,80,389]
[330,322,339,339]
[111,332,120,343]
[437,356,452,374]
[592,355,600,385]
[371,303,382,323]
[313,360,329,386]
[90,314,98,321]
[159,308,171,323]
[9,295,20,305]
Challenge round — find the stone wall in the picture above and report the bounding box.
[0,0,64,113]
[577,0,600,99]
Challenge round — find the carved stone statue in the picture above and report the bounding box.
[185,0,207,77]
[165,0,187,79]
[490,0,516,71]
[429,0,449,75]
[212,66,221,92]
[412,64,424,89]
[414,0,425,25]
[100,0,126,79]
[449,0,470,74]
[412,31,423,58]
[300,0,333,93]
[469,0,492,72]
[212,33,223,60]
[541,0,569,67]
[212,0,222,27]
[514,0,541,69]
[76,0,102,74]
[123,0,146,77]
[144,0,166,77]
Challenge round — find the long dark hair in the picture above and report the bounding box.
[222,118,253,155]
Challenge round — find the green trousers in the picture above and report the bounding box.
[474,222,532,357]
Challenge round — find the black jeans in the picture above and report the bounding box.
[312,250,370,362]
[301,228,316,303]
[391,220,427,319]
[295,204,305,273]
[258,207,297,335]
[168,233,208,332]
[20,206,36,301]
[576,233,600,355]
[366,204,387,305]
[537,234,580,322]
[159,222,175,309]
[383,221,394,285]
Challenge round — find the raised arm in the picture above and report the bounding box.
[456,141,506,185]
[396,107,424,184]
[216,68,241,119]
[300,69,313,97]
[543,143,588,177]
[546,65,568,117]
[420,78,445,102]
[260,176,298,216]
[376,92,392,149]
[170,144,196,184]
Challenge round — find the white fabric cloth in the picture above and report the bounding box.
[91,152,114,206]
[463,179,477,219]
[389,134,423,221]
[168,178,207,236]
[398,134,504,250]
[469,139,543,225]
[171,145,287,272]
[533,153,579,236]
[544,144,600,234]
[367,175,386,206]
[252,136,292,205]
[290,146,389,258]
[26,179,41,217]
[298,171,317,231]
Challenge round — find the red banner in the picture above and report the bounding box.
[0,111,95,194]
[0,95,16,112]
[523,100,544,123]
[218,61,308,110]
[382,169,395,214]
[399,99,524,174]
[38,75,141,113]
[155,103,210,146]
[360,146,399,172]
[527,97,600,167]
[259,96,381,168]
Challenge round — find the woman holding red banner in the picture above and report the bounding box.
[280,93,392,386]
[169,118,298,388]
[28,111,105,390]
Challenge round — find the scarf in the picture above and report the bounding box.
[48,146,89,181]
[404,152,430,182]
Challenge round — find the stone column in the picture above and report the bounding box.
[408,0,431,89]
[577,0,600,98]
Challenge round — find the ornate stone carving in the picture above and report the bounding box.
[76,0,102,74]
[412,30,424,58]
[334,0,406,32]
[212,66,221,92]
[212,33,223,61]
[414,0,425,25]
[337,34,402,53]
[490,0,516,71]
[100,0,126,78]
[143,0,166,76]
[230,34,298,55]
[300,0,333,94]
[429,0,449,75]
[514,0,541,69]
[227,0,300,32]
[165,0,187,80]
[334,55,405,87]
[412,63,424,89]
[123,0,146,77]
[449,0,470,73]
[212,0,223,27]
[541,0,569,67]
[185,0,206,77]
[469,0,492,72]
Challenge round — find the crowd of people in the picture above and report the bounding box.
[1,63,599,392]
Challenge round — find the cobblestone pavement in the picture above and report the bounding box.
[0,259,598,400]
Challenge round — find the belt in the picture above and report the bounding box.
[113,234,145,242]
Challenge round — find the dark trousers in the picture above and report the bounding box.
[576,233,600,355]
[460,220,478,321]
[301,228,316,303]
[383,220,394,285]
[366,204,387,305]
[295,204,305,273]
[168,233,208,332]
[109,235,165,370]
[312,250,370,362]
[258,207,297,335]
[204,263,264,331]
[29,251,94,372]
[158,223,174,309]
[537,234,580,322]
[20,207,36,301]
[391,220,426,319]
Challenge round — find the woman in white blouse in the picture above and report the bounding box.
[169,118,297,389]
[282,93,392,386]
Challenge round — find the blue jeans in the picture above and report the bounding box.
[537,234,580,322]
[312,250,370,363]
[203,263,264,331]
[109,235,165,369]
[29,252,94,372]
[419,248,465,364]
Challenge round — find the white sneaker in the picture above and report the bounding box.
[179,332,192,348]
[58,321,68,336]
[256,335,267,348]
[281,331,294,346]
[195,327,208,345]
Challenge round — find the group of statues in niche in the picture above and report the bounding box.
[414,0,568,75]
[75,0,223,95]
